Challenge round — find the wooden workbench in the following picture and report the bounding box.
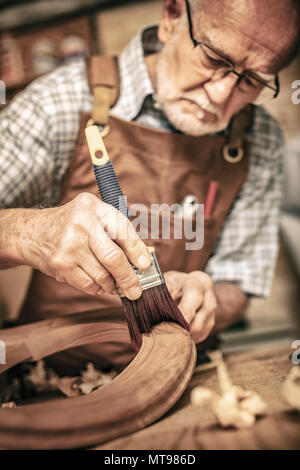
[94,342,300,450]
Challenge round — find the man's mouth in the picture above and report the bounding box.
[179,98,218,124]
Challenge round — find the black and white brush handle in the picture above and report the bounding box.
[85,125,161,297]
[85,125,129,219]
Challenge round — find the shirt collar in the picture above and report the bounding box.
[110,25,162,121]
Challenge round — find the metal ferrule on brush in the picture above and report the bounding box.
[118,248,165,298]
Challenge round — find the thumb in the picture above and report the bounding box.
[178,276,204,324]
[164,271,187,300]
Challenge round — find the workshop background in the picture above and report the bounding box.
[0,0,299,353]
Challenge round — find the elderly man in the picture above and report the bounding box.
[0,0,299,369]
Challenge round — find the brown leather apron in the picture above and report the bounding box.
[19,56,252,373]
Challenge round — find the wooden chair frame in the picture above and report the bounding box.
[0,309,196,449]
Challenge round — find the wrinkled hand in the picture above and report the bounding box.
[22,193,151,299]
[164,271,217,343]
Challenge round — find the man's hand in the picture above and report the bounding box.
[0,192,151,300]
[165,271,250,342]
[164,270,217,343]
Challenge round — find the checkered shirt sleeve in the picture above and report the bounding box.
[205,106,284,297]
[0,59,91,208]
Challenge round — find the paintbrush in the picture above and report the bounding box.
[85,125,190,350]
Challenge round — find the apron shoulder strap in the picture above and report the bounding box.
[223,104,254,164]
[85,55,120,126]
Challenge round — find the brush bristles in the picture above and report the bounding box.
[121,284,190,351]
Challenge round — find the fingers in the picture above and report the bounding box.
[176,271,217,343]
[61,266,106,297]
[190,288,217,343]
[79,254,117,295]
[164,271,187,301]
[178,275,205,323]
[98,202,151,271]
[90,222,143,300]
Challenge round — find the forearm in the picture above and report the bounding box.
[212,282,249,332]
[0,208,39,268]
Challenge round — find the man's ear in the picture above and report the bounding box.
[158,0,186,43]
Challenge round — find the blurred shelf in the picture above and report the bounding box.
[0,0,151,32]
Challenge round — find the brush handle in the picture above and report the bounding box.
[85,125,129,219]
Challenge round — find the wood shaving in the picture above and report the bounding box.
[55,362,117,397]
[191,351,267,429]
[25,360,59,393]
[1,401,17,409]
[1,360,118,403]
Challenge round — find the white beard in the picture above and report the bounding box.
[155,33,230,136]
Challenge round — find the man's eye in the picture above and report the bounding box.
[206,54,225,67]
[244,76,259,88]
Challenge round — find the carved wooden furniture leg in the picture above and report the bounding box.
[0,309,196,449]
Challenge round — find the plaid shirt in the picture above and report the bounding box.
[0,26,284,298]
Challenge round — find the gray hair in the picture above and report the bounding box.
[184,0,300,66]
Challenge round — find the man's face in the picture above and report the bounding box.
[154,0,294,136]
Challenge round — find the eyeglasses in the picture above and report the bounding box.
[185,0,280,103]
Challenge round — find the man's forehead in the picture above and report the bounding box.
[196,0,294,31]
[192,0,297,72]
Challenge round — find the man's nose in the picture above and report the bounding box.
[204,74,238,105]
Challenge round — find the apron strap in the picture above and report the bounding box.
[86,55,120,126]
[223,104,254,164]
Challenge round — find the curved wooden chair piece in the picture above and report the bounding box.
[0,309,196,449]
